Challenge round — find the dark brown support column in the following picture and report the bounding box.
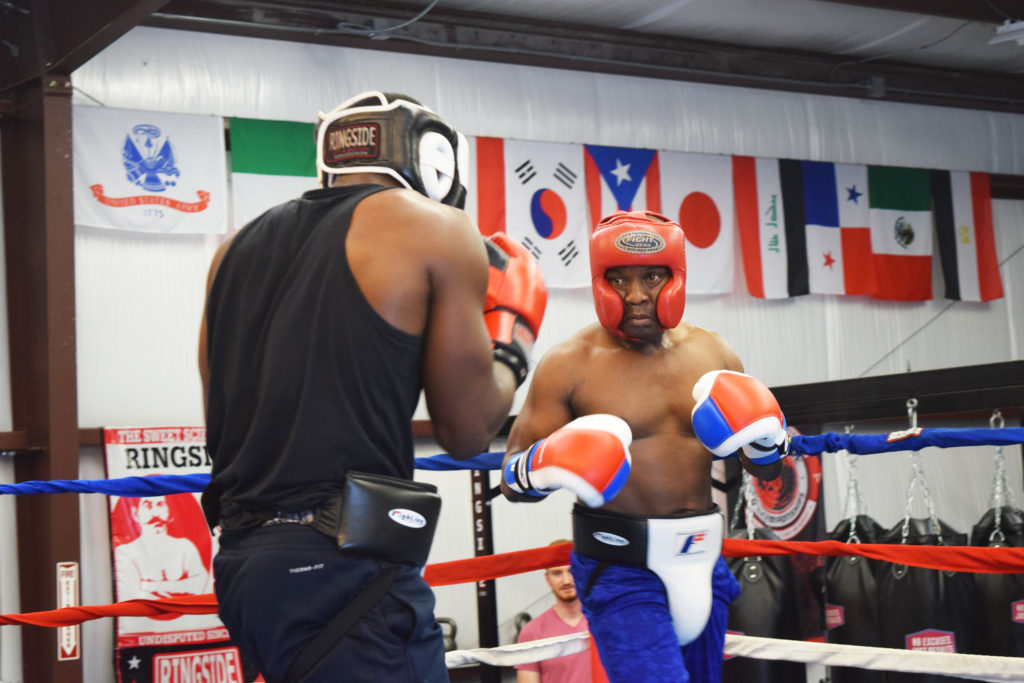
[1,74,82,683]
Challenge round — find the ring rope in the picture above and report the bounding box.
[1,426,1021,498]
[6,539,1024,627]
[722,634,1024,682]
[446,632,1024,682]
[445,632,591,668]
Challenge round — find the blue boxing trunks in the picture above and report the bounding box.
[570,504,740,683]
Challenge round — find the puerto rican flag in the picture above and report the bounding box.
[583,144,661,225]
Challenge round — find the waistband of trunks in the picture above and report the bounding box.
[572,503,721,566]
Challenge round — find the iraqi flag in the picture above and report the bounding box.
[932,170,1003,302]
[733,156,808,299]
[868,166,933,301]
[229,118,319,230]
[802,161,877,295]
[583,144,661,224]
[659,151,735,294]
[475,137,590,288]
[73,106,228,233]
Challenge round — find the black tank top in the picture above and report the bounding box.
[202,184,423,527]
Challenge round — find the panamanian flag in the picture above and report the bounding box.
[475,137,590,288]
[802,161,877,295]
[583,144,661,225]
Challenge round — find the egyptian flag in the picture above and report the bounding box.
[229,118,318,230]
[932,170,1003,302]
[733,156,809,298]
[583,144,661,224]
[802,161,877,295]
[475,137,590,288]
[868,166,933,301]
[659,151,735,294]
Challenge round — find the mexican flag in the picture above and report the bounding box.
[868,166,933,301]
[228,118,319,230]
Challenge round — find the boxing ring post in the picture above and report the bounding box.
[469,468,501,683]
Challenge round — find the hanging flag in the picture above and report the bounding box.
[868,166,933,301]
[932,170,1003,302]
[229,118,318,230]
[733,156,808,298]
[74,106,229,233]
[802,161,877,296]
[475,137,590,288]
[659,151,734,294]
[583,144,661,224]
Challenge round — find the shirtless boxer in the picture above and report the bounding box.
[500,210,787,682]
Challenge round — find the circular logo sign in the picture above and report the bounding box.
[388,508,427,529]
[746,455,821,540]
[593,530,630,546]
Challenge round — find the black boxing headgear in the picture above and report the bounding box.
[316,91,469,208]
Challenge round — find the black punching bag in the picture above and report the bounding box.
[971,506,1024,656]
[876,518,980,683]
[823,515,885,683]
[723,527,805,683]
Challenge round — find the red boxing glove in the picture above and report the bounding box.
[484,233,548,386]
[503,414,633,507]
[690,370,789,465]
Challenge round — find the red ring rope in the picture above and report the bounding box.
[5,539,1024,627]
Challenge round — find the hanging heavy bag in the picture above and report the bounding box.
[722,524,805,683]
[876,517,980,683]
[824,514,886,683]
[971,505,1024,656]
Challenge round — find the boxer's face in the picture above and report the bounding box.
[606,265,670,340]
[545,565,577,603]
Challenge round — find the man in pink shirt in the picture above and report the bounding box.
[516,548,603,683]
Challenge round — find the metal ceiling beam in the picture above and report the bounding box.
[147,0,1024,114]
[0,0,172,94]
[818,0,1024,23]
[773,361,1024,426]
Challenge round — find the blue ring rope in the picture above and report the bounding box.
[1,428,1021,497]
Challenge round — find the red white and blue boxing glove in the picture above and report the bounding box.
[503,414,632,507]
[691,370,789,465]
[484,234,548,387]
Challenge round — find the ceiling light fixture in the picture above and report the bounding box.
[988,19,1024,47]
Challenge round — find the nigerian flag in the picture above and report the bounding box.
[229,118,319,230]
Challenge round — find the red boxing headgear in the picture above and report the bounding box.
[589,210,687,335]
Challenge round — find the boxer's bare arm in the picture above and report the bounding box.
[351,189,517,460]
[506,343,578,454]
[698,331,783,480]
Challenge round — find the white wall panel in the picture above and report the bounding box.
[74,227,218,427]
